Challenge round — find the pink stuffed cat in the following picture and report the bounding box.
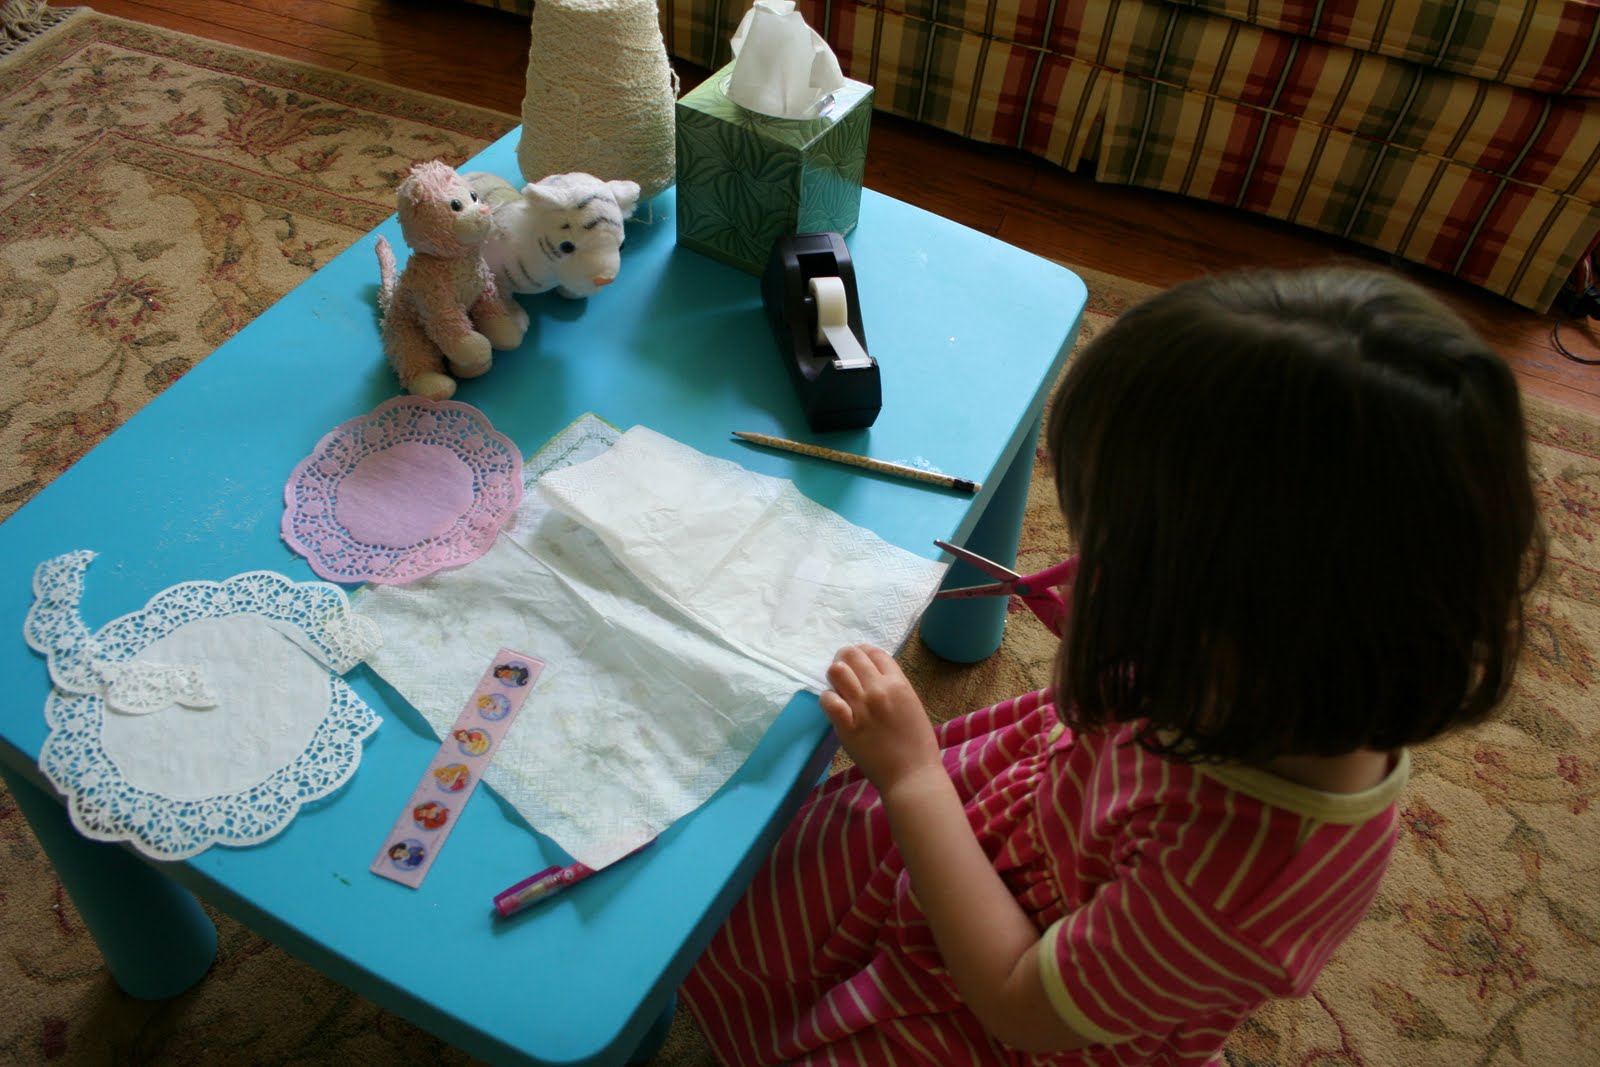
[375,160,526,400]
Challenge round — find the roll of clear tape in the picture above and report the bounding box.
[808,276,873,369]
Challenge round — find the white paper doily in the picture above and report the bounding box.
[23,551,383,860]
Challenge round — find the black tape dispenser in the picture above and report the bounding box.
[760,232,882,432]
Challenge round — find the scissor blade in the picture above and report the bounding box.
[932,538,1020,583]
[933,582,1014,600]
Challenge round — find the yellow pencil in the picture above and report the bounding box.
[732,431,982,494]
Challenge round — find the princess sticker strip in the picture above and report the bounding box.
[371,648,544,889]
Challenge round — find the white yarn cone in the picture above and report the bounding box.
[518,0,678,201]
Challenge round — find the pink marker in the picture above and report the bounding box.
[492,841,653,919]
[492,862,593,917]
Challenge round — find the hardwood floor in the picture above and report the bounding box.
[66,0,1600,417]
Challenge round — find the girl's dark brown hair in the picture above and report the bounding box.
[1046,267,1545,763]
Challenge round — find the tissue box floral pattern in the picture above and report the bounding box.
[676,63,873,275]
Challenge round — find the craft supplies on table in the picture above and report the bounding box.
[493,841,654,919]
[0,109,1089,1063]
[733,431,981,493]
[933,538,1080,632]
[281,396,523,585]
[372,648,543,888]
[355,415,948,871]
[760,232,881,431]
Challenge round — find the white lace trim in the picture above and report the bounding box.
[99,660,219,715]
[39,685,377,859]
[23,550,383,860]
[24,551,382,694]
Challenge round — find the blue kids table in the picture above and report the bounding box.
[0,128,1085,1065]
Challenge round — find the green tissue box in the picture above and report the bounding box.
[675,63,873,275]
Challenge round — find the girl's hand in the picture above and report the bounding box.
[819,644,939,795]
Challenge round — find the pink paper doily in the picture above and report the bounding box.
[282,397,523,585]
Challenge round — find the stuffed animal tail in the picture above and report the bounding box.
[375,235,398,316]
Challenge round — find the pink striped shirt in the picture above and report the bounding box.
[681,689,1408,1065]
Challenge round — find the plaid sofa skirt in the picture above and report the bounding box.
[467,0,1600,313]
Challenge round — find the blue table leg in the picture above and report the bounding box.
[918,415,1042,663]
[1,764,218,1000]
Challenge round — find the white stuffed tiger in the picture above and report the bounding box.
[463,170,641,330]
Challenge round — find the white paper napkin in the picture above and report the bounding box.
[356,422,945,867]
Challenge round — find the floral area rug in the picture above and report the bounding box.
[1,9,1596,1065]
[0,2,512,523]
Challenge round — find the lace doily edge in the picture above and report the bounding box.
[39,695,383,862]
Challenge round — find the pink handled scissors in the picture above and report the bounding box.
[932,539,1080,634]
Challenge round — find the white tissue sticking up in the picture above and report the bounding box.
[726,0,846,120]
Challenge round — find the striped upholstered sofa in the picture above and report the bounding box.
[481,0,1600,313]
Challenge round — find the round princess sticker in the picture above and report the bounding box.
[387,839,426,870]
[413,801,449,831]
[493,660,531,688]
[453,728,491,756]
[433,763,470,793]
[476,692,512,721]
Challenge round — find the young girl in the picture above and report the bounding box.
[679,267,1544,1065]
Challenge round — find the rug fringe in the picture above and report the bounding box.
[0,0,82,60]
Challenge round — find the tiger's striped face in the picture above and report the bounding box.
[524,197,626,284]
[481,172,642,299]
